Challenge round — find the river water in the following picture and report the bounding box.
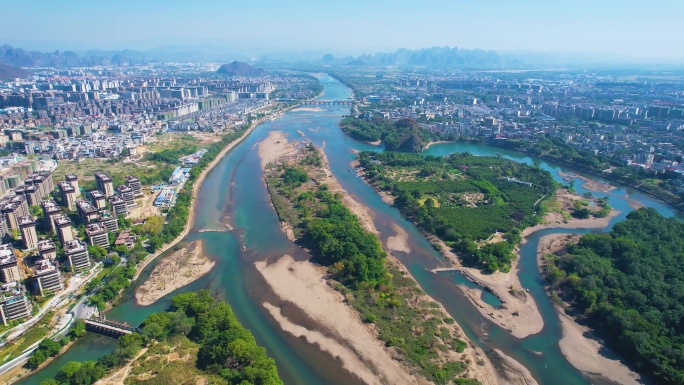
[19,75,679,385]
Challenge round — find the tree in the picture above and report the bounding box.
[70,319,86,338]
[141,215,164,235]
[56,361,82,382]
[26,350,45,369]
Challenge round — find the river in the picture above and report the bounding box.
[19,75,680,385]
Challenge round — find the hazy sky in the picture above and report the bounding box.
[3,0,683,60]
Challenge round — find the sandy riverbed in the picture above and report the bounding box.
[257,256,419,385]
[558,171,615,193]
[135,240,215,306]
[257,133,537,384]
[536,234,644,385]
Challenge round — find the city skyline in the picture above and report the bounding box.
[2,0,684,62]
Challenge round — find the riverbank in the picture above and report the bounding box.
[426,188,620,339]
[132,105,292,282]
[536,234,644,385]
[134,240,214,306]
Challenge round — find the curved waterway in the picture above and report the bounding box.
[20,76,680,385]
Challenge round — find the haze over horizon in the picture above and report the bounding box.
[2,0,684,62]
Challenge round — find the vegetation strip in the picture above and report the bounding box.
[264,144,481,384]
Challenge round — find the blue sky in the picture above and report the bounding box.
[2,0,683,60]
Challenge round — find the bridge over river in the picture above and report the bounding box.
[84,317,136,337]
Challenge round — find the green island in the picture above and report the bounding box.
[38,291,282,385]
[265,144,480,385]
[542,208,684,385]
[357,151,557,272]
[340,116,453,152]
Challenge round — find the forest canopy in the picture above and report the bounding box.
[544,208,684,385]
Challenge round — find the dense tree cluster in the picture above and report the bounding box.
[145,142,198,164]
[340,117,450,152]
[359,151,555,272]
[146,291,282,385]
[545,208,684,384]
[40,332,144,385]
[40,292,282,385]
[87,264,136,310]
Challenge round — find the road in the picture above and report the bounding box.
[0,313,74,376]
[0,263,102,344]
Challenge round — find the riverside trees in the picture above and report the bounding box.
[544,208,684,384]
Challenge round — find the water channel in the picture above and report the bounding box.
[19,75,680,385]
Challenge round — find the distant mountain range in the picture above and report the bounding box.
[322,47,516,68]
[216,61,265,76]
[0,44,252,67]
[0,63,31,80]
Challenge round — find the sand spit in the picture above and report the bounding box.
[135,240,215,306]
[257,256,419,385]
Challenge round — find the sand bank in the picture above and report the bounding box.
[558,171,615,193]
[257,256,418,385]
[135,240,215,306]
[257,130,301,169]
[536,234,644,385]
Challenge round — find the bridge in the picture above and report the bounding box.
[300,100,354,106]
[85,316,136,337]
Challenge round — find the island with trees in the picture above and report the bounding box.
[38,291,283,385]
[340,116,455,152]
[358,151,557,272]
[541,208,684,385]
[264,141,483,384]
